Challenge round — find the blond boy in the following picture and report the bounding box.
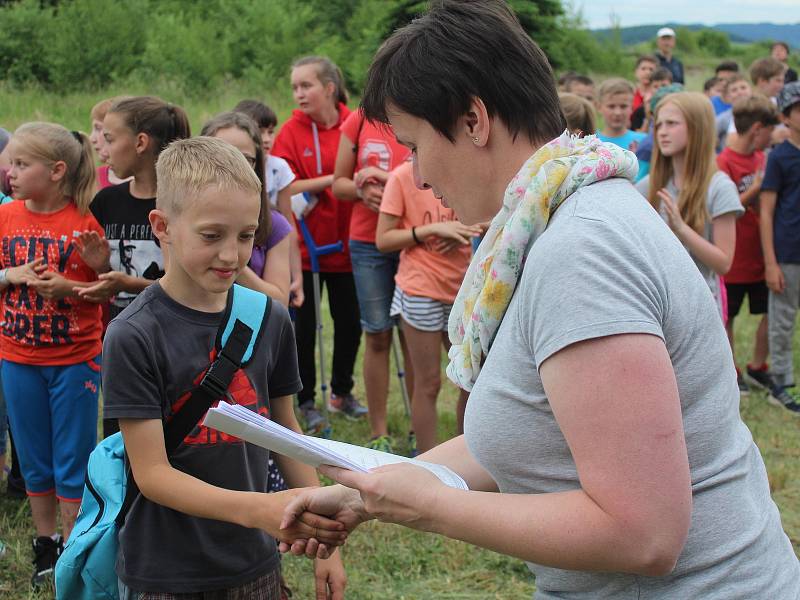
[102,137,346,598]
[596,78,646,152]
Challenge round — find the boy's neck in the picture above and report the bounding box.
[729,133,755,155]
[602,125,627,138]
[159,272,228,313]
[130,164,158,199]
[789,128,800,149]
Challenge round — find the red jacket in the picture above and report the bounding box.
[272,104,353,272]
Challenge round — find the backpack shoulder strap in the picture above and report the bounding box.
[117,285,272,524]
[163,284,272,452]
[215,283,270,367]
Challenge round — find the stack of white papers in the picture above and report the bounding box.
[203,402,469,490]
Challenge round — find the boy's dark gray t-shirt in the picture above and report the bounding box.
[103,283,301,593]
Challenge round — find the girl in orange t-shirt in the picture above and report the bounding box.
[376,161,482,453]
[1,123,108,585]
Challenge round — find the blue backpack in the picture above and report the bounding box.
[55,284,271,600]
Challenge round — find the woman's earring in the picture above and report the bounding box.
[472,136,479,143]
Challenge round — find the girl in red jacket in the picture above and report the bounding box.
[272,56,365,432]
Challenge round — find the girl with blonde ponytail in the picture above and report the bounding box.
[1,122,107,584]
[637,92,743,317]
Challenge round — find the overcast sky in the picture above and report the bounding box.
[573,0,800,29]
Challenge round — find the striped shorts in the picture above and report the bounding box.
[390,286,453,332]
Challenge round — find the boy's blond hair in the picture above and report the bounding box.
[156,136,261,214]
[596,78,635,103]
[559,93,596,136]
[749,57,784,85]
[732,94,780,134]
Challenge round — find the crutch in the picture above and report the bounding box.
[298,216,342,438]
[391,328,411,417]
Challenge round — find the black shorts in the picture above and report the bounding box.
[726,281,768,319]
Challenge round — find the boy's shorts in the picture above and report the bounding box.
[391,287,453,333]
[349,239,400,333]
[726,281,768,320]
[118,568,281,600]
[1,356,100,501]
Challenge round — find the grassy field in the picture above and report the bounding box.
[1,79,799,598]
[1,298,799,599]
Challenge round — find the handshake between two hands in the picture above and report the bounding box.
[275,462,446,559]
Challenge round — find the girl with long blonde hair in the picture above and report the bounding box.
[636,91,743,316]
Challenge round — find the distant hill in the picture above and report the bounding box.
[593,23,800,48]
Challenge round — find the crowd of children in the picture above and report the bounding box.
[0,31,799,597]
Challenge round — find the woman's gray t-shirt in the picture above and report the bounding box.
[465,178,799,599]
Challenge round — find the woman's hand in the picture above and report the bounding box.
[314,551,347,600]
[5,257,45,286]
[657,188,688,236]
[74,231,111,274]
[321,463,444,529]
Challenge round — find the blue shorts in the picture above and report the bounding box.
[2,356,101,501]
[349,240,400,333]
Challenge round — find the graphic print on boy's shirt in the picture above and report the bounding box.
[91,181,164,308]
[0,201,103,364]
[172,349,271,447]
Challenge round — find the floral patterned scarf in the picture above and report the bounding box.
[446,131,639,391]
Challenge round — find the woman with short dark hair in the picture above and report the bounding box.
[282,2,800,597]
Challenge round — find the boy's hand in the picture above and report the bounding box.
[765,263,785,294]
[76,270,129,302]
[75,231,111,274]
[27,270,77,300]
[280,485,367,558]
[314,550,347,600]
[5,257,45,286]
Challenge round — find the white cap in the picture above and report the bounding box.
[657,27,676,38]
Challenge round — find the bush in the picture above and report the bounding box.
[46,0,147,89]
[0,0,53,85]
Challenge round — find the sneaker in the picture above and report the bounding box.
[767,385,800,415]
[299,405,327,433]
[366,435,394,454]
[327,393,368,419]
[407,432,417,458]
[745,364,773,391]
[31,535,61,587]
[736,371,750,395]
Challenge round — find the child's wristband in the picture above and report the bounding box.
[411,227,421,244]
